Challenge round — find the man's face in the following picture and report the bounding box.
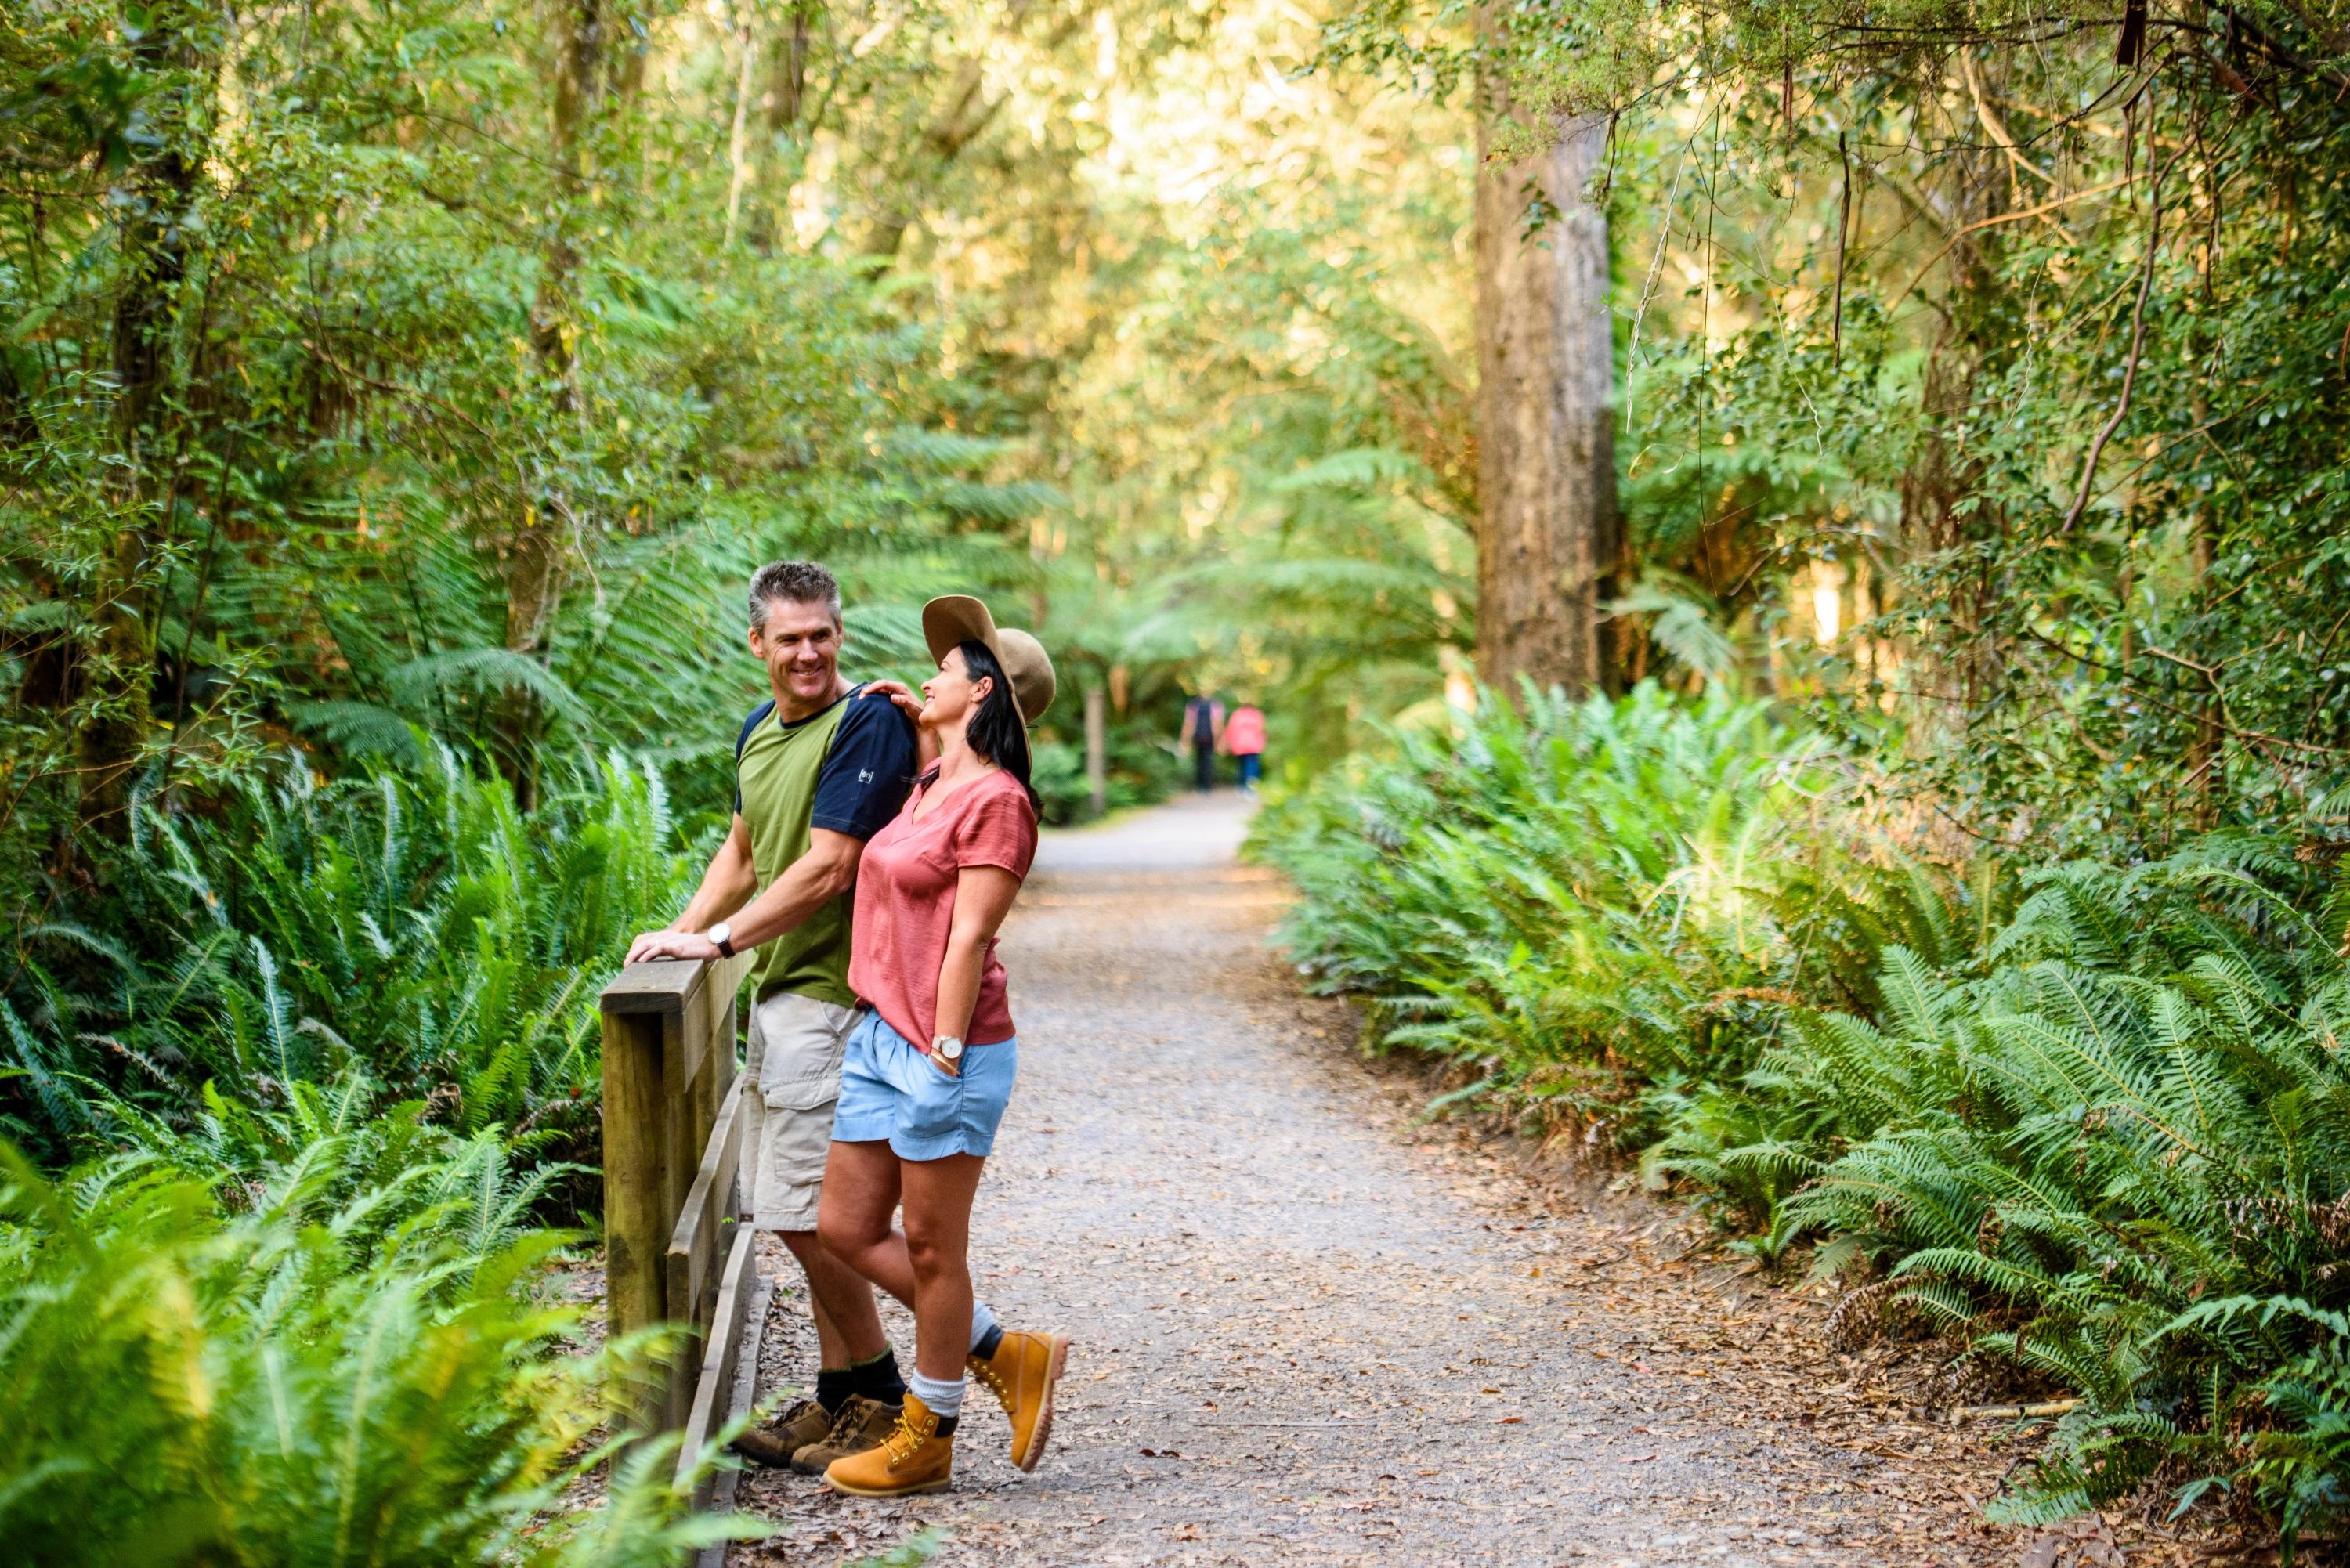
[750,598,842,707]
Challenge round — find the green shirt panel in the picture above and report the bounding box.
[737,695,857,1005]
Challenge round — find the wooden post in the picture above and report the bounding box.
[1084,684,1108,818]
[601,952,752,1435]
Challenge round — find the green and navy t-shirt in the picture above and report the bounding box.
[733,684,919,1004]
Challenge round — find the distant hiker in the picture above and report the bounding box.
[1179,692,1223,793]
[818,594,1070,1497]
[624,561,1026,1479]
[1226,702,1266,795]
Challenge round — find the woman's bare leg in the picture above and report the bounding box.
[820,1140,992,1382]
[901,1152,987,1382]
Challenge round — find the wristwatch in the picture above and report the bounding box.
[931,1035,965,1064]
[707,922,736,958]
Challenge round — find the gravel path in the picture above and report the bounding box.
[732,793,2027,1568]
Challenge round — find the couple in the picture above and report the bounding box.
[627,560,1068,1498]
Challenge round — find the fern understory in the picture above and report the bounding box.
[1251,685,2350,1551]
[0,1080,764,1567]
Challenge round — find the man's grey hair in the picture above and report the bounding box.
[748,559,842,632]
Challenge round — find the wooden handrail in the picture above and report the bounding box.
[600,949,758,1489]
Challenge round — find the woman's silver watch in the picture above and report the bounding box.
[932,1034,965,1063]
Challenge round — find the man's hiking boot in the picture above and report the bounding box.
[732,1396,835,1469]
[789,1393,902,1476]
[968,1329,1070,1472]
[822,1394,954,1497]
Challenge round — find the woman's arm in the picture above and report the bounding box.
[929,865,1023,1064]
[864,680,941,773]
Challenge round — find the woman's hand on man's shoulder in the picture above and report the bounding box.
[863,679,920,717]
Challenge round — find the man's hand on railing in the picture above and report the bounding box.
[627,927,721,965]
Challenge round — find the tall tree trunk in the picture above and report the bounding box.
[1898,69,2008,761]
[1473,70,1618,698]
[506,0,607,809]
[1084,685,1108,818]
[79,4,214,838]
[768,5,812,134]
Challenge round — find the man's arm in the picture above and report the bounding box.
[627,828,865,964]
[627,815,756,965]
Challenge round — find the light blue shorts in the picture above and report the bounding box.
[830,1010,1018,1161]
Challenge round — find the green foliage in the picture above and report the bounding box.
[1259,685,2350,1537]
[2,748,696,1175]
[0,1115,765,1568]
[1775,845,2350,1533]
[1254,681,1875,1127]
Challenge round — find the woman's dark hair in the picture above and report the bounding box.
[956,638,1039,807]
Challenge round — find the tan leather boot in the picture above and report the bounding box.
[967,1330,1071,1472]
[731,1396,835,1469]
[789,1393,902,1476]
[821,1393,955,1497]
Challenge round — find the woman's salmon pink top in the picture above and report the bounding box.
[848,765,1039,1047]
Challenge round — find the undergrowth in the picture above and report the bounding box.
[1252,684,2350,1548]
[3,744,699,1183]
[0,1079,763,1567]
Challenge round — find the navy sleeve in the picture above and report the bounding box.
[809,688,920,840]
[730,699,775,815]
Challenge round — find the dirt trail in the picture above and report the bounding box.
[732,793,2023,1567]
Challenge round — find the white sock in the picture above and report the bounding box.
[907,1368,965,1420]
[968,1299,1000,1354]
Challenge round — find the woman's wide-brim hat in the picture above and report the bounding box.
[921,594,1057,724]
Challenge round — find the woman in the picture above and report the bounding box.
[814,594,1070,1498]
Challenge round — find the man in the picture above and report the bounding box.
[1178,691,1222,793]
[627,561,1054,1479]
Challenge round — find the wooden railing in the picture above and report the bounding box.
[601,950,763,1508]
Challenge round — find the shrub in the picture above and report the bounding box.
[1255,685,2350,1541]
[0,1100,761,1568]
[3,746,698,1174]
[1778,844,2350,1537]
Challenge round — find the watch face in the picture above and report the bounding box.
[938,1039,964,1060]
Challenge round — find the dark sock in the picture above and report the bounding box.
[934,1414,959,1437]
[972,1324,1005,1361]
[848,1346,907,1406]
[815,1367,853,1414]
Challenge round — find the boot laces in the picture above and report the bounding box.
[880,1407,929,1468]
[820,1397,872,1447]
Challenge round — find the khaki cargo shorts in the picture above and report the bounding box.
[744,989,859,1233]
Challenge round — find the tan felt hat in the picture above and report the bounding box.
[921,594,1058,724]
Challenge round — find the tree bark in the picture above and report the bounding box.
[768,5,812,135]
[1897,71,2009,759]
[506,0,607,808]
[79,5,214,837]
[1473,66,1618,697]
[1084,685,1108,818]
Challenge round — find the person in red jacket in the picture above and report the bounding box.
[1225,702,1266,794]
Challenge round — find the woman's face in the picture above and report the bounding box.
[919,647,993,731]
